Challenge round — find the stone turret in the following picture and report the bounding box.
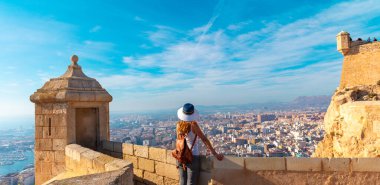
[31,55,112,185]
[336,31,351,55]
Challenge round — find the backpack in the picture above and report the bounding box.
[171,123,197,171]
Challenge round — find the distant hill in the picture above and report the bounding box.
[289,95,330,108]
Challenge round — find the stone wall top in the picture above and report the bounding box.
[44,144,133,185]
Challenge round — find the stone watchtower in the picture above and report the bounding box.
[336,31,351,55]
[30,55,112,185]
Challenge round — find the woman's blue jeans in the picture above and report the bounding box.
[177,155,201,185]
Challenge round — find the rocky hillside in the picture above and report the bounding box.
[313,84,380,157]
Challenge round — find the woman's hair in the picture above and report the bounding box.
[176,120,196,135]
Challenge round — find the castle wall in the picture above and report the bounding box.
[34,103,68,185]
[340,42,380,88]
[101,141,380,185]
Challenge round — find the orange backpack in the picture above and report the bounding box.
[171,127,197,170]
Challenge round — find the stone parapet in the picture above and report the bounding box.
[43,144,133,185]
[102,142,380,185]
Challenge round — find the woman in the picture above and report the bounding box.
[176,103,224,185]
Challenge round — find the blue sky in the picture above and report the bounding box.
[1,0,380,119]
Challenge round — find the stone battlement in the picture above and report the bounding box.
[100,141,380,185]
[43,144,133,185]
[336,31,380,88]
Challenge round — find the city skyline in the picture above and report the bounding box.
[2,0,380,119]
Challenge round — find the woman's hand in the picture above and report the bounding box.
[215,153,224,161]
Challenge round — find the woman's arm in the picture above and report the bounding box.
[191,122,224,160]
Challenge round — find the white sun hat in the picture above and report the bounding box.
[177,103,199,121]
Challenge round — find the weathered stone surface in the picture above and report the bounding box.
[123,154,138,168]
[122,143,134,156]
[105,159,132,171]
[246,157,285,171]
[144,171,164,185]
[352,158,380,172]
[138,158,155,172]
[314,36,380,158]
[166,150,176,165]
[134,145,149,158]
[213,156,244,170]
[314,100,380,157]
[322,158,350,172]
[35,139,53,151]
[155,162,179,180]
[287,158,321,171]
[149,147,166,162]
[54,151,65,163]
[35,151,54,162]
[52,139,66,151]
[164,177,178,185]
[133,168,144,182]
[93,154,115,172]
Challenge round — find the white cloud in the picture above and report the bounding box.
[89,25,102,33]
[102,0,380,112]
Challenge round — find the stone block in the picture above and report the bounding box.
[42,127,53,138]
[138,158,155,172]
[122,143,134,155]
[35,151,54,163]
[54,151,65,163]
[81,149,102,169]
[93,154,115,172]
[164,177,178,185]
[52,162,65,176]
[71,145,90,161]
[156,162,179,180]
[135,145,149,158]
[200,156,213,172]
[35,126,43,139]
[40,162,52,175]
[352,158,380,172]
[322,158,350,172]
[65,144,81,158]
[35,139,52,151]
[35,104,42,114]
[105,159,132,171]
[166,150,177,165]
[53,126,66,139]
[149,147,166,162]
[52,139,66,151]
[102,140,114,151]
[286,157,322,171]
[133,168,144,182]
[38,174,53,185]
[144,171,164,185]
[79,92,96,101]
[213,156,244,170]
[124,154,138,168]
[245,157,285,171]
[113,142,123,153]
[35,115,44,127]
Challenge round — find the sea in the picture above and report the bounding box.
[0,116,34,177]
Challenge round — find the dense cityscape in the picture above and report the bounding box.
[110,109,325,158]
[0,102,327,184]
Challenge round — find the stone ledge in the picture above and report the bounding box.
[246,157,285,171]
[286,158,322,172]
[352,158,380,172]
[322,158,350,172]
[213,156,244,170]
